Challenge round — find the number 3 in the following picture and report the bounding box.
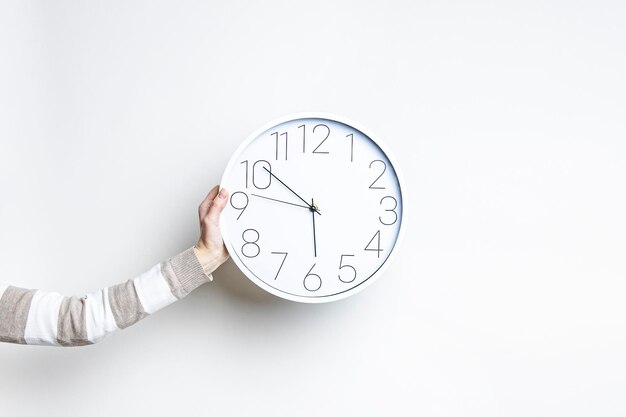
[379,196,398,226]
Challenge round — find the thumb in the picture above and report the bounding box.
[206,187,229,225]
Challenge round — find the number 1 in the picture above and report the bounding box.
[346,133,354,162]
[272,131,288,160]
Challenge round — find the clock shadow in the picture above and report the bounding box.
[210,258,279,304]
[207,259,356,319]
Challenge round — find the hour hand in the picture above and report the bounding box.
[250,193,318,212]
[262,167,321,215]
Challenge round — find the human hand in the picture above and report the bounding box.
[193,185,230,276]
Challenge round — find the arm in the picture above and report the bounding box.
[0,186,230,347]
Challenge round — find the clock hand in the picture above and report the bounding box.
[311,198,317,258]
[250,193,318,211]
[262,167,321,215]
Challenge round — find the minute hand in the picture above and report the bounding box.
[263,167,321,215]
[250,193,313,210]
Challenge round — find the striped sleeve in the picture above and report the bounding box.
[0,247,211,347]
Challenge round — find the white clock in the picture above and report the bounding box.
[220,113,405,303]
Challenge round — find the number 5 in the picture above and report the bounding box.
[338,255,357,283]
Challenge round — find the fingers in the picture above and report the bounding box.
[198,185,220,220]
[205,187,229,225]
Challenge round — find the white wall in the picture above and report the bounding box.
[1,1,625,416]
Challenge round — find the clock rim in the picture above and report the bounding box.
[219,112,407,303]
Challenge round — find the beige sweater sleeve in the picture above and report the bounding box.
[0,247,211,347]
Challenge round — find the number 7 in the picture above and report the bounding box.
[271,252,288,280]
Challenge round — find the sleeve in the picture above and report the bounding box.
[0,247,211,347]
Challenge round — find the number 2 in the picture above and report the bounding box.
[369,160,386,189]
[312,124,330,154]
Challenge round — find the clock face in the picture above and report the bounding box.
[220,113,404,303]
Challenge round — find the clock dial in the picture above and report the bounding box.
[220,114,404,303]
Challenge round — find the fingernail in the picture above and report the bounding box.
[219,189,227,199]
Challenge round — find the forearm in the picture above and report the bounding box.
[0,247,210,347]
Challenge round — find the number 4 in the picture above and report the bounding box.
[364,230,383,258]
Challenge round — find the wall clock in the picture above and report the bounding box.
[219,113,405,303]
